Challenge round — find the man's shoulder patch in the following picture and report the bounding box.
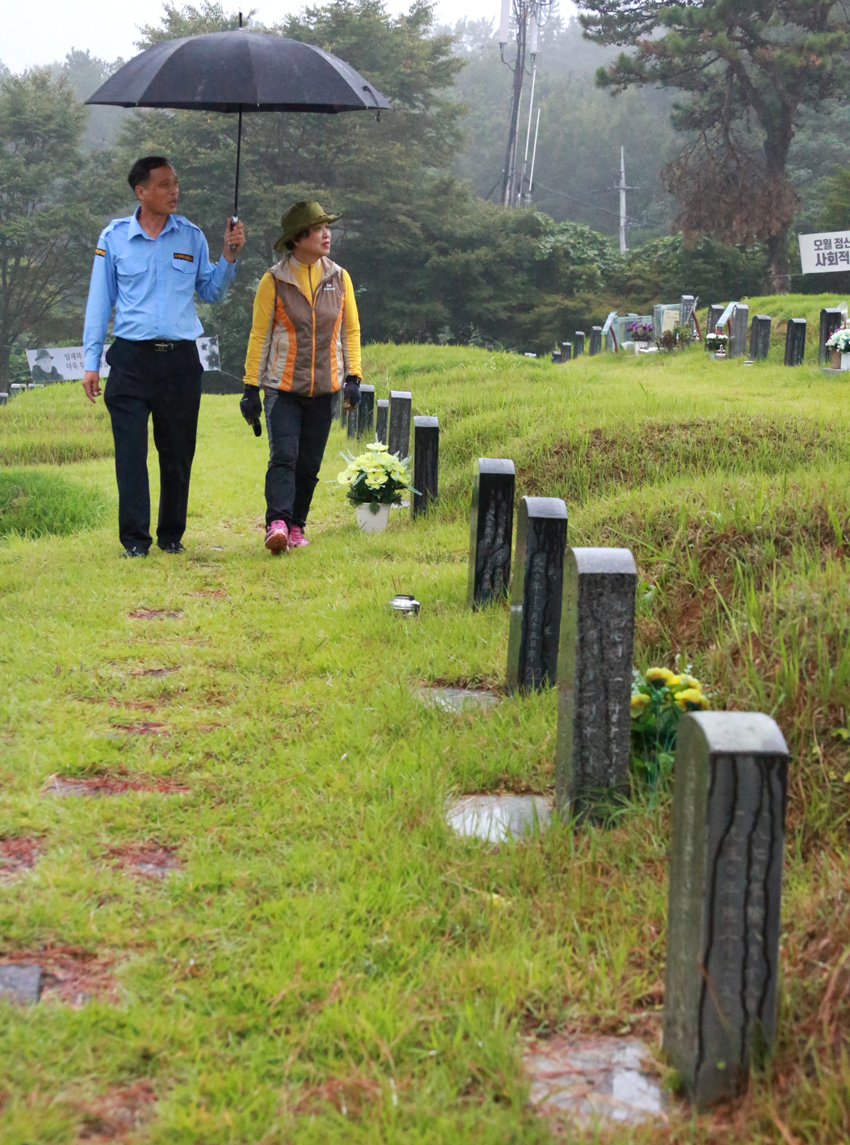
[173,252,194,262]
[95,248,106,257]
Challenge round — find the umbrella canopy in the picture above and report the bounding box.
[87,30,390,114]
[86,29,391,213]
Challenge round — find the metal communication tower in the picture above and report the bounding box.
[499,0,552,208]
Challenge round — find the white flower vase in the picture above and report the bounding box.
[355,502,390,534]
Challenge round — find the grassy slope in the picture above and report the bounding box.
[0,331,848,1143]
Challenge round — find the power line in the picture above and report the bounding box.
[532,179,640,222]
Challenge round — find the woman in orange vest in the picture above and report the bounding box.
[240,200,362,552]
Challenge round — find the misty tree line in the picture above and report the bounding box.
[2,0,850,387]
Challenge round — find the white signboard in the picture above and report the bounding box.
[26,336,219,380]
[799,232,850,275]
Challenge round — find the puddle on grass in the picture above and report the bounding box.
[524,1036,669,1128]
[418,686,499,713]
[44,772,190,798]
[128,609,182,620]
[131,667,178,678]
[446,794,551,842]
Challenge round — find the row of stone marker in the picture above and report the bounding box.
[335,386,440,518]
[706,303,844,365]
[0,383,46,404]
[467,457,789,1111]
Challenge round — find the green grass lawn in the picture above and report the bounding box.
[0,331,848,1143]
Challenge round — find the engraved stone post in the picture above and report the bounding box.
[10,384,26,398]
[555,548,636,822]
[574,331,585,357]
[0,392,8,406]
[412,416,439,518]
[346,408,358,438]
[749,315,771,361]
[376,399,389,445]
[729,304,749,358]
[664,712,789,1109]
[680,295,695,329]
[784,319,806,366]
[560,342,572,363]
[706,305,724,350]
[467,459,515,609]
[357,384,375,438]
[388,390,412,458]
[506,497,568,694]
[819,307,843,364]
[588,327,602,356]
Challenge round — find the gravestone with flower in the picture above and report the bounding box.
[412,416,439,518]
[357,385,375,437]
[337,442,414,534]
[820,309,844,365]
[554,548,636,822]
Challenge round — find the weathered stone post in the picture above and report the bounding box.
[505,497,568,694]
[467,459,515,609]
[574,332,585,357]
[554,548,636,822]
[749,315,772,361]
[388,390,412,458]
[10,384,26,398]
[560,342,572,363]
[784,319,806,366]
[376,399,389,445]
[588,327,602,356]
[729,304,749,358]
[706,305,724,350]
[412,416,439,518]
[819,307,843,364]
[346,408,358,438]
[664,712,789,1109]
[0,392,8,406]
[357,384,375,438]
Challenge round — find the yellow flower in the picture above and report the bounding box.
[668,675,683,687]
[675,688,710,710]
[631,693,651,717]
[366,442,388,453]
[645,667,675,688]
[679,674,702,690]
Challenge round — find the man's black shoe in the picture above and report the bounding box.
[159,542,186,554]
[121,547,148,559]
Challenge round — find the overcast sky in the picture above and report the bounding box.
[4,0,574,73]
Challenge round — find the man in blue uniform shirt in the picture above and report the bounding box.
[83,155,245,557]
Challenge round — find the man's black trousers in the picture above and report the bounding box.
[264,389,334,529]
[104,338,203,553]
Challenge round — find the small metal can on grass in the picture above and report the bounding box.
[391,594,420,617]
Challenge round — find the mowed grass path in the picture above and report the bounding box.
[1,337,848,1143]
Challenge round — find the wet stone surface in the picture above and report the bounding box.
[418,686,499,713]
[446,794,551,842]
[524,1035,669,1127]
[0,964,43,1005]
[128,609,182,620]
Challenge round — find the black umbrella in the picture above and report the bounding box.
[86,19,391,217]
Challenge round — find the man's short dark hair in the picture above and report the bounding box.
[128,156,172,191]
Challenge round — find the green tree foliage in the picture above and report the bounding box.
[0,70,107,388]
[577,0,850,292]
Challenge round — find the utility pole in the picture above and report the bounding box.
[499,0,551,209]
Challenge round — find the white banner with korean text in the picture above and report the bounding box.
[799,232,850,275]
[26,337,220,381]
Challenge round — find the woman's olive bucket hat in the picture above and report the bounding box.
[273,200,342,253]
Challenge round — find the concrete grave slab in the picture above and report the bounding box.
[446,794,551,842]
[0,964,43,1005]
[418,686,499,713]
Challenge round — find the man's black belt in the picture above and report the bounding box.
[117,337,194,353]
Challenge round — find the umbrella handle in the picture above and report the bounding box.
[228,215,239,254]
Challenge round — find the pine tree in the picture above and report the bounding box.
[576,1,850,292]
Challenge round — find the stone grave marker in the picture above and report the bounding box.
[10,383,26,398]
[346,407,358,438]
[467,458,515,609]
[664,711,788,1110]
[357,384,375,437]
[554,547,636,822]
[560,342,572,363]
[412,415,439,518]
[0,392,8,406]
[785,318,806,366]
[729,304,749,358]
[388,390,412,459]
[706,304,725,349]
[506,496,568,694]
[574,331,585,356]
[588,327,602,356]
[0,964,43,1004]
[749,315,771,361]
[680,294,695,327]
[819,307,843,364]
[376,399,389,445]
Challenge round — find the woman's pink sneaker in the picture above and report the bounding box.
[264,519,290,553]
[289,526,309,547]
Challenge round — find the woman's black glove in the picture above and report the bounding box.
[240,385,263,436]
[343,375,361,409]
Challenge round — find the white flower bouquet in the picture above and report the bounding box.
[826,326,850,352]
[337,442,414,509]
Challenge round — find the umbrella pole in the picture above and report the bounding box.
[234,108,242,218]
